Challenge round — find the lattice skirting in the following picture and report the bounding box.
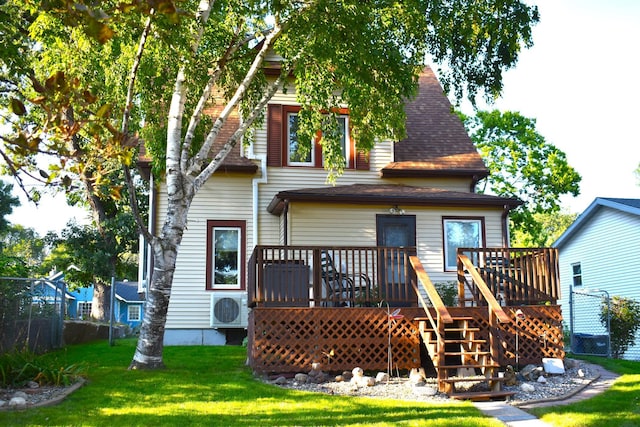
[248,306,565,374]
[248,308,421,374]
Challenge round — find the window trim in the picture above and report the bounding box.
[206,220,246,291]
[127,304,141,322]
[281,105,354,168]
[77,301,92,319]
[571,262,582,287]
[442,217,486,272]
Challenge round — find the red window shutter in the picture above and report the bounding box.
[356,151,370,170]
[267,104,282,167]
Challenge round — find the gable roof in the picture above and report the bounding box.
[115,281,144,303]
[267,184,521,215]
[381,67,489,179]
[553,197,640,248]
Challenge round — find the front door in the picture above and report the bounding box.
[376,215,417,306]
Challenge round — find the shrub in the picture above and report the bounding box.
[434,281,458,306]
[601,296,640,359]
[0,349,86,387]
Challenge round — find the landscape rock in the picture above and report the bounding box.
[521,364,543,381]
[9,396,27,409]
[294,373,308,384]
[537,376,547,384]
[273,376,287,385]
[542,358,566,375]
[408,367,426,385]
[520,383,536,393]
[375,372,389,383]
[503,365,518,386]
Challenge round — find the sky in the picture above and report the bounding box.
[6,0,640,235]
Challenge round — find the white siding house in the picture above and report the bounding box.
[141,67,522,345]
[554,197,640,359]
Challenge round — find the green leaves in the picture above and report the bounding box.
[463,110,582,246]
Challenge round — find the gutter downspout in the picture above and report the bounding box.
[245,141,268,248]
[501,204,510,247]
[283,200,289,246]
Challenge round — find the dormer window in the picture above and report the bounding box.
[267,104,368,170]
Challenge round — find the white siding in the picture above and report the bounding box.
[156,176,254,329]
[558,206,640,359]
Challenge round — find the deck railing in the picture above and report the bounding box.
[456,247,560,306]
[248,246,418,307]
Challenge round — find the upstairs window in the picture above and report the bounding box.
[267,104,368,170]
[572,263,582,287]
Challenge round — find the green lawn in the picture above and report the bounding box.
[530,355,640,427]
[0,339,502,426]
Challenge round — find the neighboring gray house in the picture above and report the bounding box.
[554,197,640,359]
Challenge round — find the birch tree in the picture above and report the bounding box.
[0,0,540,369]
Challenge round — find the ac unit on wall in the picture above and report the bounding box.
[210,292,248,329]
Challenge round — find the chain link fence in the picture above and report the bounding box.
[0,277,66,354]
[570,288,640,360]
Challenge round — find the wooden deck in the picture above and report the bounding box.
[247,246,564,399]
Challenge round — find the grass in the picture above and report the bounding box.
[0,339,502,426]
[530,355,640,427]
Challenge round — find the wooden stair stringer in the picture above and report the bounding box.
[416,311,513,401]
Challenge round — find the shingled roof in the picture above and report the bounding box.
[267,184,521,215]
[382,67,489,179]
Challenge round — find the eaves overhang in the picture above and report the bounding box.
[267,184,521,215]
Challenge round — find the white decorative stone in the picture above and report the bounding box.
[352,367,364,378]
[542,357,566,375]
[12,391,28,399]
[577,369,585,377]
[0,400,6,408]
[9,397,27,409]
[520,382,535,393]
[409,367,426,385]
[537,375,547,383]
[273,376,287,385]
[375,372,389,383]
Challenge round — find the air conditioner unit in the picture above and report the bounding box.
[210,292,248,328]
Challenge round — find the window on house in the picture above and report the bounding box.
[78,302,92,319]
[572,263,582,287]
[206,220,246,290]
[281,105,353,168]
[443,218,485,271]
[128,305,141,322]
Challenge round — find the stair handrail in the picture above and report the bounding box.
[410,256,453,324]
[458,255,511,323]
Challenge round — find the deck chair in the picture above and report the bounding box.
[319,251,370,306]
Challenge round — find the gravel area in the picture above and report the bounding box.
[269,359,598,405]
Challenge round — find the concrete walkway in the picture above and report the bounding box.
[473,363,620,426]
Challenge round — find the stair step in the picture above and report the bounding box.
[441,376,507,384]
[444,339,486,344]
[443,327,480,333]
[444,351,491,357]
[436,364,499,370]
[449,390,516,401]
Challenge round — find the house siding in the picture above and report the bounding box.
[287,203,505,285]
[160,175,254,329]
[557,204,640,359]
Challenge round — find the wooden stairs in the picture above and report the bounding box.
[415,314,515,401]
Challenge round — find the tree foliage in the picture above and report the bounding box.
[0,0,541,368]
[601,296,640,359]
[461,110,581,246]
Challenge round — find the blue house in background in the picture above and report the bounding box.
[113,281,144,329]
[67,281,144,328]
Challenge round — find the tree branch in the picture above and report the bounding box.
[187,19,284,177]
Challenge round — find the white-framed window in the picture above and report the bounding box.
[443,218,485,271]
[287,112,314,166]
[78,302,92,319]
[128,305,141,322]
[572,262,582,287]
[284,107,351,168]
[206,220,246,290]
